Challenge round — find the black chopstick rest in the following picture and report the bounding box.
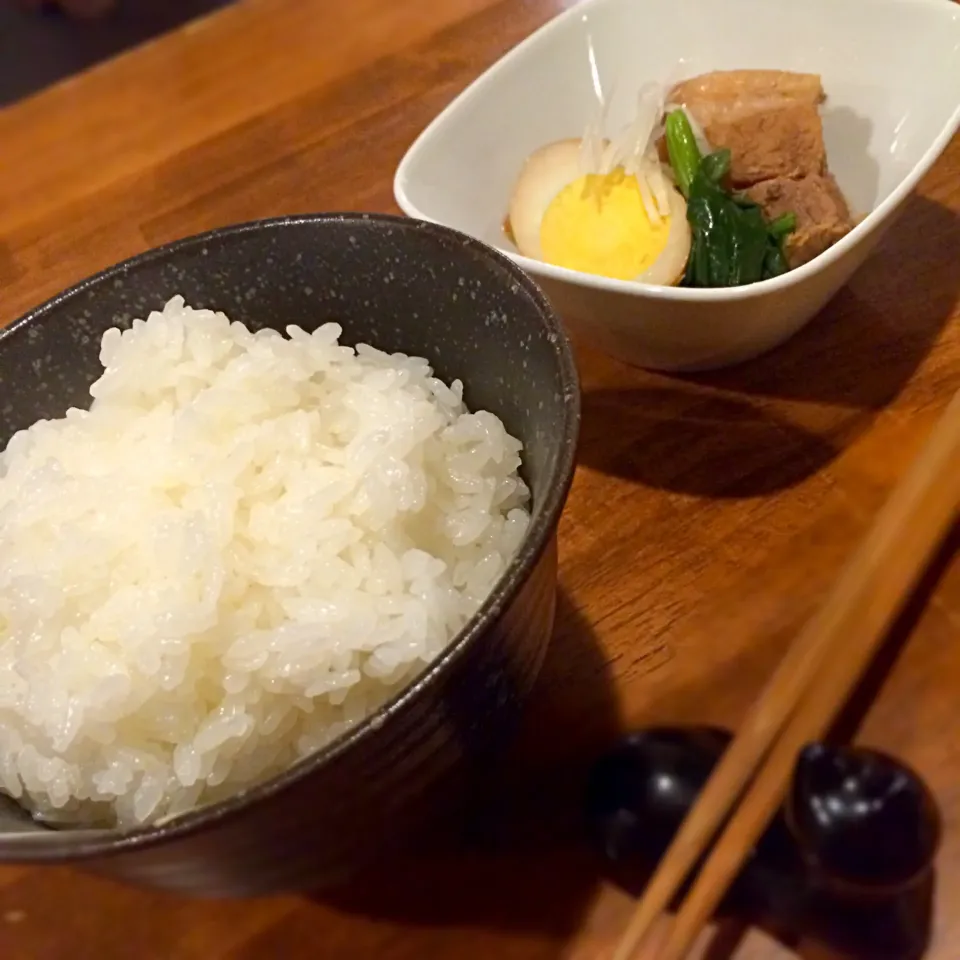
[585,726,941,959]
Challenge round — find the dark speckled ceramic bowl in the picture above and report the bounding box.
[0,213,580,897]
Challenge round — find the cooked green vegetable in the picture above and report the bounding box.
[664,110,796,288]
[769,212,798,239]
[664,110,701,200]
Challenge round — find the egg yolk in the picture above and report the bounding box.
[539,168,671,280]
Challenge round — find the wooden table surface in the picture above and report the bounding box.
[1,0,959,957]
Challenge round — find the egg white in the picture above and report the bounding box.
[508,139,691,287]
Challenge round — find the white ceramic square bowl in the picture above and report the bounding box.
[395,0,960,372]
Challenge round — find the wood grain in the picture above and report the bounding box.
[0,0,959,957]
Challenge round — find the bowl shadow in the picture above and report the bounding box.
[305,519,956,956]
[577,195,959,498]
[686,195,960,410]
[314,585,622,942]
[578,385,838,498]
[823,106,881,216]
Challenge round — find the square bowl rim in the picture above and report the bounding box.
[394,0,960,303]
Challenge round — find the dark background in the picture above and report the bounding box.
[0,0,233,106]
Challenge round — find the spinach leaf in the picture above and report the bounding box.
[664,110,796,289]
[664,110,701,199]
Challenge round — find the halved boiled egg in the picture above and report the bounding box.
[508,138,691,286]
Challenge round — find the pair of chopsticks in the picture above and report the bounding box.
[613,388,960,960]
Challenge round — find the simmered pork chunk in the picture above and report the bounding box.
[744,174,854,268]
[668,70,827,187]
[668,69,854,264]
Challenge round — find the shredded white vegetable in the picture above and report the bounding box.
[663,100,713,157]
[578,76,717,224]
[578,82,674,222]
[579,76,615,174]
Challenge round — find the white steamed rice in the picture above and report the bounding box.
[0,296,530,828]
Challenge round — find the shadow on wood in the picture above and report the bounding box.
[688,196,960,410]
[312,587,622,944]
[579,386,839,498]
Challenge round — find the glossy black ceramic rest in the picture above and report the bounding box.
[587,727,941,959]
[0,214,581,896]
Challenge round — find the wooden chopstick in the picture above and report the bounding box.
[614,388,960,960]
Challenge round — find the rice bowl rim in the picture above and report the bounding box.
[0,212,581,859]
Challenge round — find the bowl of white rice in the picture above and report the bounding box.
[0,213,579,896]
